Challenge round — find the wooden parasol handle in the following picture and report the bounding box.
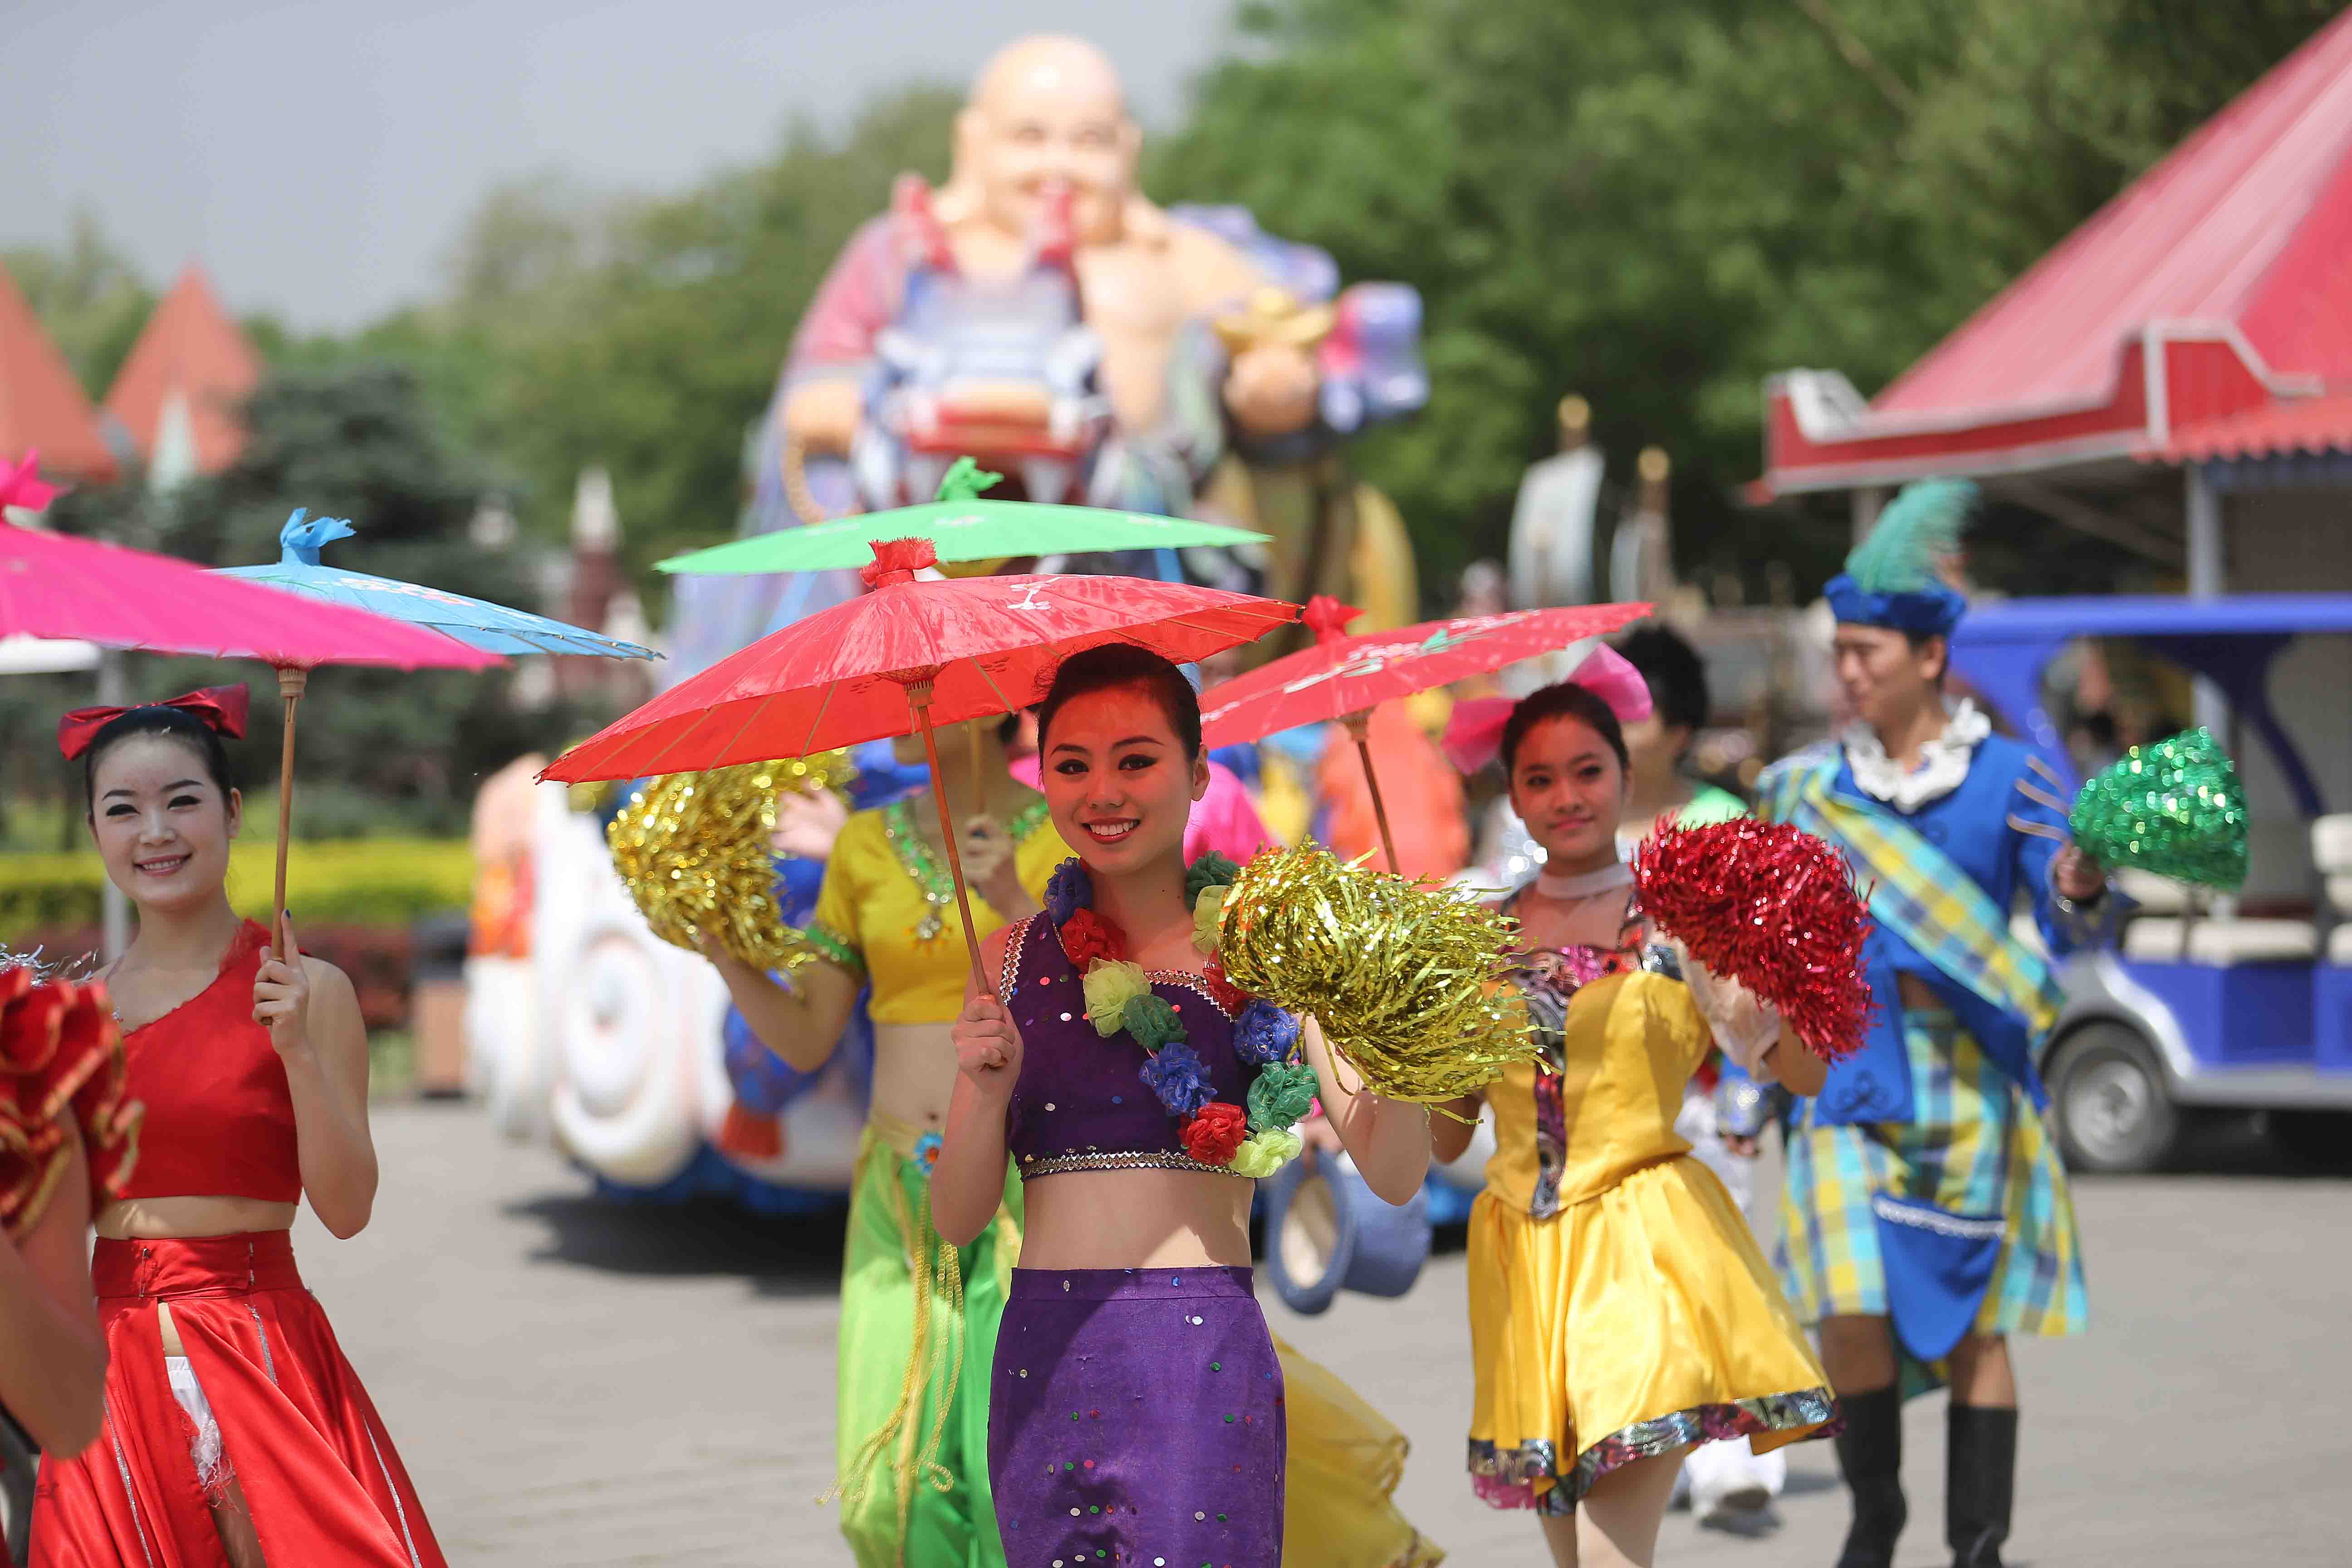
[908,683,989,985]
[1340,710,1400,875]
[272,666,309,957]
[970,714,988,813]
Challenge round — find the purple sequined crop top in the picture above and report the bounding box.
[998,912,1257,1180]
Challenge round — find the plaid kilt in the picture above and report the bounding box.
[1778,1007,2088,1366]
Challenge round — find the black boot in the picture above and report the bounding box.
[1832,1386,1906,1568]
[1946,1404,2017,1568]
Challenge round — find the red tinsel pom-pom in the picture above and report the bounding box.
[1178,1102,1249,1165]
[1058,908,1129,968]
[1631,818,1874,1062]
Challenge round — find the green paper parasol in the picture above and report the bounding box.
[2068,728,2249,891]
[655,457,1269,576]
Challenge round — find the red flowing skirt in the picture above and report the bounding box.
[30,1232,443,1568]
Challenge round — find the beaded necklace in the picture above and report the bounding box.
[1045,853,1315,1177]
[882,795,1051,943]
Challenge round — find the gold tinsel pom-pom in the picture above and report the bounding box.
[607,754,851,973]
[1215,844,1538,1103]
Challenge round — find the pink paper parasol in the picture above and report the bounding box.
[2,451,498,949]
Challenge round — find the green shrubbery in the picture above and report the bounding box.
[0,838,472,938]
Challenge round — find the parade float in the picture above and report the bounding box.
[473,34,1436,1210]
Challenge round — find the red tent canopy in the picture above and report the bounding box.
[1759,11,2352,496]
[0,262,114,484]
[103,264,261,480]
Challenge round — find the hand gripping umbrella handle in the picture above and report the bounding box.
[906,684,989,986]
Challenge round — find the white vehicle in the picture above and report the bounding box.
[466,780,867,1200]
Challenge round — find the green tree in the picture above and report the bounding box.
[1151,0,2342,602]
[45,363,593,838]
[4,213,154,401]
[291,88,962,592]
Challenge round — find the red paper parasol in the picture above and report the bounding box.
[2,451,498,953]
[1196,596,1650,870]
[545,538,1298,977]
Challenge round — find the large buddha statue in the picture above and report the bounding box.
[681,34,1423,671]
[776,36,1258,510]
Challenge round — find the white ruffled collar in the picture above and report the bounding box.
[1842,700,1989,812]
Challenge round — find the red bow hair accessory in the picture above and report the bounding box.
[57,685,251,761]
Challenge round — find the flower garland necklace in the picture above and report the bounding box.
[1045,853,1316,1178]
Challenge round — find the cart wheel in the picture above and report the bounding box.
[2047,1023,2180,1174]
[2267,1110,2352,1174]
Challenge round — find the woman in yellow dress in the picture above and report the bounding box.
[1433,679,1836,1568]
[702,716,1440,1568]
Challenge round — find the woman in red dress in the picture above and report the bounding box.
[32,686,444,1568]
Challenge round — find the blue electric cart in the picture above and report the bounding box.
[1949,594,2352,1171]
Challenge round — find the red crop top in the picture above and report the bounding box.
[112,921,301,1204]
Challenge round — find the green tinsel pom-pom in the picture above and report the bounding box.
[2068,728,2248,891]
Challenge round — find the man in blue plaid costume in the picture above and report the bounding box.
[1752,481,2107,1568]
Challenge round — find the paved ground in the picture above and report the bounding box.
[296,1106,2349,1567]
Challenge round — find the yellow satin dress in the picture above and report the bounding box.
[1467,925,1835,1516]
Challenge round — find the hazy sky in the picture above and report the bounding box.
[7,0,1236,331]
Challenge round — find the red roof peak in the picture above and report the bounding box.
[0,260,115,483]
[1879,10,2352,418]
[103,261,261,481]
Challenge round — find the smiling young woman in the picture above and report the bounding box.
[931,643,1441,1568]
[1432,680,1834,1568]
[31,687,442,1568]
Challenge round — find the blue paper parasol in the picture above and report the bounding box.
[214,508,658,948]
[218,510,662,660]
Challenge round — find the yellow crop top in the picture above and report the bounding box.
[805,797,1069,1024]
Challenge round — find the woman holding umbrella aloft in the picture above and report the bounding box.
[934,643,1443,1568]
[714,709,1448,1568]
[32,690,444,1568]
[565,530,1447,1568]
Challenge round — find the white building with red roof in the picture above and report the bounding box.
[1759,8,2352,592]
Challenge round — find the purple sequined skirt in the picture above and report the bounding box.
[990,1265,1285,1568]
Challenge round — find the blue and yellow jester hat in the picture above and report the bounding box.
[1824,478,1975,638]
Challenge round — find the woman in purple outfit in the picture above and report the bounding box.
[932,644,1434,1568]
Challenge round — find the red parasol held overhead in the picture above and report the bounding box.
[1197,596,1652,872]
[545,537,1298,980]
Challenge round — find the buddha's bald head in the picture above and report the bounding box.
[956,34,1137,245]
[971,34,1126,117]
